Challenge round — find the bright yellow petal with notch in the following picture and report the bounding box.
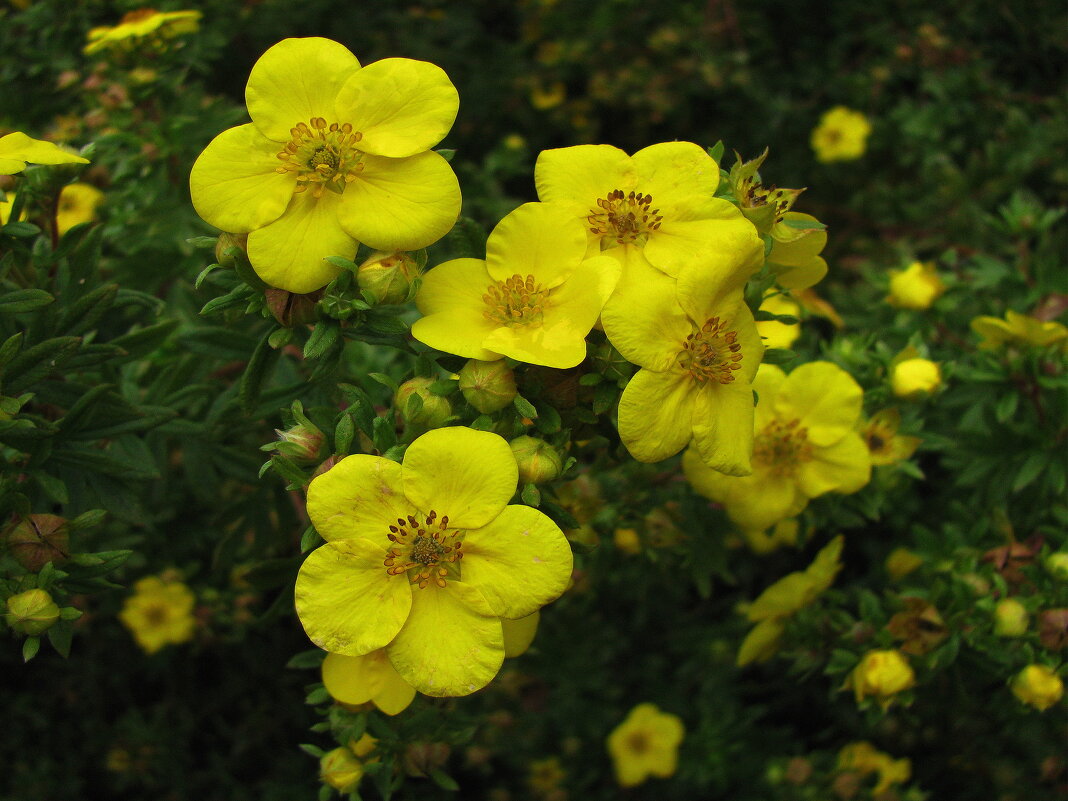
[307,455,415,543]
[412,258,502,360]
[797,432,871,498]
[337,58,458,158]
[337,151,459,252]
[0,132,88,174]
[631,141,721,219]
[485,202,587,289]
[245,38,360,142]
[460,505,572,619]
[753,364,787,429]
[644,212,756,278]
[401,428,518,529]
[502,611,540,658]
[190,124,296,234]
[775,362,863,447]
[691,381,756,477]
[246,190,354,292]
[386,580,504,696]
[534,144,636,217]
[617,369,697,462]
[295,539,412,656]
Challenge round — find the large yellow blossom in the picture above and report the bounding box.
[971,309,1068,350]
[190,38,461,293]
[600,232,764,472]
[295,427,572,696]
[606,703,684,787]
[412,202,619,368]
[811,106,872,163]
[84,8,201,55]
[0,132,88,175]
[684,362,871,532]
[118,574,196,654]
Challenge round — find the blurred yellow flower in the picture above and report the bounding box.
[837,741,911,795]
[190,37,461,293]
[845,649,915,708]
[0,132,88,175]
[1010,664,1064,711]
[891,357,942,399]
[887,261,945,309]
[811,106,872,163]
[530,80,566,110]
[860,408,921,466]
[118,575,196,654]
[56,183,105,234]
[757,292,801,350]
[613,527,642,554]
[319,735,376,792]
[971,309,1068,350]
[84,8,202,56]
[606,703,684,787]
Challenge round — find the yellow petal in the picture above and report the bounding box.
[737,618,786,666]
[485,202,588,289]
[691,381,756,477]
[774,256,827,290]
[501,611,540,658]
[401,428,518,530]
[631,141,721,219]
[245,38,361,142]
[753,364,787,429]
[386,580,504,696]
[307,455,415,543]
[295,539,412,656]
[534,144,635,218]
[797,432,872,498]
[747,573,818,620]
[246,189,355,292]
[775,362,863,447]
[321,650,415,715]
[412,258,502,360]
[337,150,460,252]
[768,214,827,265]
[460,505,573,618]
[644,213,757,278]
[0,132,88,174]
[617,369,697,462]
[674,234,765,322]
[373,668,418,715]
[336,58,458,158]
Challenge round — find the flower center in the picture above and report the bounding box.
[275,117,364,198]
[753,418,812,476]
[625,731,651,755]
[677,317,743,384]
[382,510,464,589]
[482,274,548,326]
[587,189,663,246]
[142,603,169,626]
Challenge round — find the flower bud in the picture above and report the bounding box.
[1010,664,1064,711]
[264,288,320,327]
[1045,552,1068,580]
[993,598,1029,637]
[319,747,363,792]
[6,589,60,635]
[214,232,247,267]
[357,251,422,305]
[887,261,945,310]
[509,436,563,484]
[403,741,450,778]
[613,527,641,554]
[846,649,915,707]
[458,359,517,413]
[396,377,452,429]
[891,358,942,399]
[271,421,326,465]
[5,514,70,572]
[589,341,634,384]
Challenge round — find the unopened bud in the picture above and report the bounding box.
[396,377,452,428]
[994,598,1029,637]
[6,589,60,635]
[458,359,517,413]
[357,251,422,305]
[1045,552,1068,580]
[319,747,363,792]
[589,341,634,384]
[403,741,450,778]
[891,358,942,399]
[1010,664,1064,711]
[271,422,326,465]
[214,232,247,267]
[264,288,320,327]
[5,514,70,572]
[510,436,563,484]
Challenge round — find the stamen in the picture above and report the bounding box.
[753,418,813,476]
[275,117,365,197]
[587,189,663,245]
[382,509,464,588]
[677,317,744,384]
[483,274,549,327]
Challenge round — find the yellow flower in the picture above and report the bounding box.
[845,649,915,708]
[84,9,202,55]
[765,213,828,290]
[606,703,684,787]
[811,106,872,163]
[887,261,945,309]
[837,741,911,795]
[530,80,566,110]
[322,649,417,716]
[613,527,642,554]
[295,427,573,696]
[528,756,566,796]
[860,408,921,466]
[684,362,871,532]
[320,735,377,792]
[56,183,105,235]
[757,292,801,350]
[891,357,941,399]
[601,235,765,472]
[0,132,88,175]
[190,37,461,293]
[118,575,196,654]
[1010,664,1064,711]
[412,202,619,368]
[971,310,1068,350]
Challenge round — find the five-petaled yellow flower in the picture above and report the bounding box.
[971,309,1068,351]
[844,649,915,708]
[190,37,461,293]
[606,703,685,787]
[860,408,921,466]
[118,574,196,654]
[683,362,871,532]
[0,132,88,175]
[84,8,202,55]
[296,427,572,697]
[601,232,764,472]
[811,106,872,163]
[413,202,619,368]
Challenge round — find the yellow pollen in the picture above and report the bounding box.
[482,273,548,326]
[587,189,663,245]
[753,418,813,476]
[381,509,463,589]
[275,117,365,198]
[677,316,743,384]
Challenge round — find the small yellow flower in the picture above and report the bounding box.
[811,106,872,163]
[56,183,105,235]
[84,8,202,56]
[757,292,802,350]
[413,202,619,368]
[190,38,461,293]
[860,408,921,466]
[530,80,566,110]
[891,357,942,399]
[887,261,945,309]
[971,310,1068,350]
[0,132,88,175]
[528,756,566,796]
[613,527,642,554]
[606,703,684,787]
[296,427,573,696]
[118,575,196,654]
[845,649,915,708]
[837,741,911,795]
[1010,664,1064,711]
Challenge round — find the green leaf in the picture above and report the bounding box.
[47,619,74,658]
[241,329,281,414]
[0,288,53,314]
[22,636,40,662]
[300,525,323,554]
[50,445,160,481]
[270,455,310,488]
[372,415,398,453]
[287,649,327,669]
[3,336,81,395]
[0,331,23,369]
[108,320,179,360]
[57,283,118,336]
[762,348,797,365]
[513,395,538,419]
[781,217,827,230]
[368,373,400,394]
[3,221,40,238]
[334,414,355,456]
[429,770,460,792]
[56,383,114,435]
[1012,451,1046,493]
[706,140,725,163]
[304,322,340,360]
[521,482,541,506]
[299,743,325,759]
[578,373,603,386]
